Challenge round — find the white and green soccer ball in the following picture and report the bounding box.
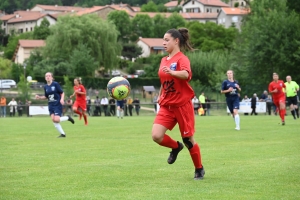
[107,76,131,100]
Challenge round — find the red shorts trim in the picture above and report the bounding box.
[154,101,195,137]
[73,101,86,111]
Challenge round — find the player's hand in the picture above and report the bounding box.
[228,87,233,92]
[273,88,278,93]
[235,84,240,89]
[162,66,174,76]
[60,99,64,105]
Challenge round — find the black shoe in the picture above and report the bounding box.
[167,141,184,164]
[282,121,285,125]
[67,115,74,124]
[57,134,66,138]
[194,167,205,180]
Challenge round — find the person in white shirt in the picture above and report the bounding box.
[8,98,18,117]
[100,96,109,116]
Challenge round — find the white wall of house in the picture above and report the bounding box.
[15,47,35,64]
[37,16,56,26]
[217,11,244,31]
[7,21,36,34]
[137,41,150,57]
[183,1,204,13]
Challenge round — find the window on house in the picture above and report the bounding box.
[241,2,244,6]
[207,8,209,12]
[30,27,33,31]
[25,28,28,32]
[210,8,212,13]
[18,29,23,33]
[192,1,195,4]
[217,9,219,13]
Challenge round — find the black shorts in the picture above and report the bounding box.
[287,96,298,105]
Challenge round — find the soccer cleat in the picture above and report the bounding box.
[194,167,205,180]
[67,115,75,124]
[57,134,66,138]
[282,121,285,125]
[235,127,240,131]
[167,141,184,164]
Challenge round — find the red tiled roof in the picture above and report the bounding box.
[138,38,163,48]
[76,6,104,16]
[131,6,140,12]
[7,12,52,23]
[0,14,15,21]
[19,40,45,48]
[181,12,218,19]
[164,1,183,7]
[221,7,250,15]
[184,0,229,7]
[33,4,84,12]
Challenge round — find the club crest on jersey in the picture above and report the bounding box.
[51,86,55,91]
[170,63,177,71]
[280,83,282,86]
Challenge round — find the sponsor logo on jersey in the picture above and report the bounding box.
[51,86,55,91]
[170,63,177,71]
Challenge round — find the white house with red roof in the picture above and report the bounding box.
[30,4,85,14]
[14,40,45,64]
[182,0,229,13]
[137,38,165,57]
[164,1,184,10]
[0,11,56,35]
[217,7,250,31]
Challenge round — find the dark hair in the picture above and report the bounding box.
[166,28,193,51]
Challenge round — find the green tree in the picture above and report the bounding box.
[17,75,31,102]
[0,57,12,78]
[131,14,154,40]
[186,21,238,52]
[69,43,98,77]
[10,63,22,83]
[43,14,120,73]
[63,75,73,98]
[152,14,170,38]
[33,18,51,40]
[167,12,186,29]
[141,1,158,12]
[121,43,143,60]
[234,0,300,87]
[107,10,131,43]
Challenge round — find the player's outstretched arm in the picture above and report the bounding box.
[35,95,46,100]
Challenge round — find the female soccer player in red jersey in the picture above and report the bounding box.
[70,77,88,125]
[151,28,204,180]
[268,73,286,125]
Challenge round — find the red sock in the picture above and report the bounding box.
[279,109,285,122]
[189,143,202,169]
[74,110,82,119]
[159,134,178,149]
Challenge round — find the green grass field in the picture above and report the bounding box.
[0,115,299,200]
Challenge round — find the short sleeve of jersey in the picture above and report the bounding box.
[177,56,192,81]
[80,85,86,93]
[55,82,63,94]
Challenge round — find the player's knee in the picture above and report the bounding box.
[182,137,193,149]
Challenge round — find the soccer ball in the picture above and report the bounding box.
[107,76,131,100]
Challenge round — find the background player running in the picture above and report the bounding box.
[70,77,88,125]
[221,70,241,130]
[269,73,286,125]
[36,72,74,137]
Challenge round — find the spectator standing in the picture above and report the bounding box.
[101,96,109,116]
[133,97,140,116]
[86,96,91,116]
[127,97,133,116]
[266,95,273,115]
[66,98,73,116]
[250,93,258,115]
[109,98,116,116]
[198,92,206,115]
[123,98,128,116]
[205,96,211,116]
[0,95,6,117]
[17,100,23,116]
[8,98,17,117]
[260,90,268,101]
[26,99,31,117]
[94,96,101,116]
[191,96,200,115]
[153,94,158,113]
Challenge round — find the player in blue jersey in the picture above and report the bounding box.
[221,70,241,130]
[116,99,124,119]
[35,72,74,137]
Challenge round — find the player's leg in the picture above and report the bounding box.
[278,98,286,125]
[72,101,82,120]
[176,101,204,180]
[51,108,67,137]
[291,97,299,119]
[232,97,240,130]
[152,106,180,164]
